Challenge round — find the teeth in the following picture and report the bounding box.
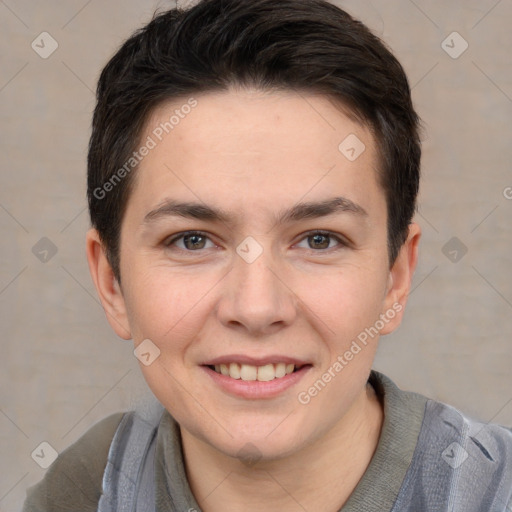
[229,362,241,379]
[240,364,257,381]
[257,364,275,382]
[275,363,286,378]
[213,362,299,381]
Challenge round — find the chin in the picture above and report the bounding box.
[197,415,312,464]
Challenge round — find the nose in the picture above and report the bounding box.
[216,249,297,336]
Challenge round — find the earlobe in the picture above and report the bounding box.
[380,222,421,335]
[85,228,132,340]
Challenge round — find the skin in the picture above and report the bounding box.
[87,88,420,511]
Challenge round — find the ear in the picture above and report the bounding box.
[379,222,421,335]
[85,228,131,340]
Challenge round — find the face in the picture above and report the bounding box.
[87,88,419,461]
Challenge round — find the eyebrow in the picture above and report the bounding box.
[143,196,368,226]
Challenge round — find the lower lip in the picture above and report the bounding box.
[201,365,312,399]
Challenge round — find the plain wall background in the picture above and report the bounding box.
[1,1,511,510]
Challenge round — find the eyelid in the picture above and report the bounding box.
[294,230,349,251]
[164,230,216,250]
[163,229,349,252]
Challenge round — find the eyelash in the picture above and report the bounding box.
[164,230,348,253]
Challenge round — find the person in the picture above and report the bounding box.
[23,0,512,510]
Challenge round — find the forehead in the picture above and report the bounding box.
[130,88,383,221]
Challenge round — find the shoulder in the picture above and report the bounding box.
[372,372,512,509]
[401,398,512,510]
[23,412,125,512]
[431,399,512,472]
[423,398,512,470]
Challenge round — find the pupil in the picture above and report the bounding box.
[311,234,329,249]
[185,234,205,250]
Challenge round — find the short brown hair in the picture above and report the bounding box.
[88,0,421,282]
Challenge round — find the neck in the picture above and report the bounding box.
[181,382,384,512]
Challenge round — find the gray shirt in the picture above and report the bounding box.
[23,371,512,511]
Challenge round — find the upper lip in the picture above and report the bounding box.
[202,354,311,367]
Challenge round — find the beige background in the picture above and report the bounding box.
[1,0,511,510]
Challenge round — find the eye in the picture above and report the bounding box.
[165,231,215,251]
[295,231,346,251]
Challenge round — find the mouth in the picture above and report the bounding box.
[201,359,313,399]
[206,362,307,382]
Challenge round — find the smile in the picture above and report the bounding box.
[202,355,312,399]
[209,362,300,381]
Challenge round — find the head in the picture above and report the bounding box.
[86,0,421,461]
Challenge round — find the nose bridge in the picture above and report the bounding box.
[237,252,279,301]
[217,241,296,333]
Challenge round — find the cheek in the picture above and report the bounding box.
[300,262,388,344]
[123,265,213,340]
[124,270,213,414]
